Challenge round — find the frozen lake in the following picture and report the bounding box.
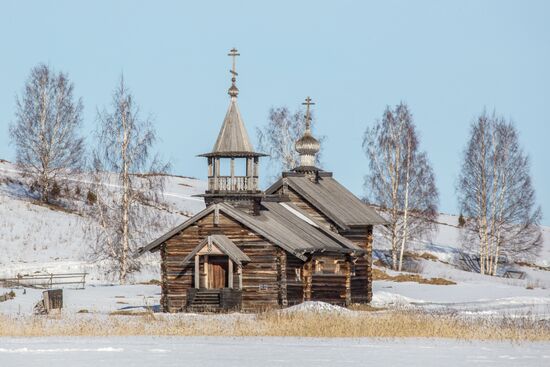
[1,336,549,367]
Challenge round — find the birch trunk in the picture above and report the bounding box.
[398,132,412,272]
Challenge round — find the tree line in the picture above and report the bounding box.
[9,64,167,283]
[8,63,543,282]
[257,103,542,275]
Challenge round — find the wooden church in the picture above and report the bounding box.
[136,49,386,312]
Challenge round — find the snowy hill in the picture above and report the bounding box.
[0,159,206,283]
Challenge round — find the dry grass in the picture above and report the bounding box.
[0,311,548,341]
[418,252,439,261]
[372,268,456,285]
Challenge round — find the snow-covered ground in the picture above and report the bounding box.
[0,336,549,367]
[1,158,550,320]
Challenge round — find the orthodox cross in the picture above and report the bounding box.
[302,96,315,129]
[228,48,240,79]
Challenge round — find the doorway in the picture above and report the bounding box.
[207,256,229,289]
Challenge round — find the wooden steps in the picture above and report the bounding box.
[187,289,222,312]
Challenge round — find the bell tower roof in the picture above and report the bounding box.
[200,48,266,158]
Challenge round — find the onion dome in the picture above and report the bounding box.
[295,96,320,168]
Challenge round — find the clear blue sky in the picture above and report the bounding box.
[0,1,548,223]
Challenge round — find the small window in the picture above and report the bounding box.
[315,259,344,275]
[315,260,325,274]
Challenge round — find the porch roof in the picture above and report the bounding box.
[181,234,251,266]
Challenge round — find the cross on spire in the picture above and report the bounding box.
[302,96,315,129]
[228,48,240,78]
[227,48,240,98]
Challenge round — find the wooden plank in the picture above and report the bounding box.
[228,259,233,289]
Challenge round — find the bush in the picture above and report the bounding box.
[458,213,466,227]
[86,190,97,205]
[50,182,61,199]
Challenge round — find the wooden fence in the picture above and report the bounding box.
[0,272,87,289]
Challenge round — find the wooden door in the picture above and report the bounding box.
[208,256,228,289]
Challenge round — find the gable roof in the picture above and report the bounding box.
[181,235,251,266]
[265,174,387,229]
[135,202,364,260]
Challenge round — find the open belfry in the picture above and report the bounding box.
[137,49,386,312]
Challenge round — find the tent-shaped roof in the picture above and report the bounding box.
[181,234,251,266]
[199,98,266,158]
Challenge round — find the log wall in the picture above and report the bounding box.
[161,211,282,313]
[286,253,305,305]
[276,185,374,305]
[308,255,349,306]
[342,226,373,303]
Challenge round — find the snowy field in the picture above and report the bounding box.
[1,336,549,367]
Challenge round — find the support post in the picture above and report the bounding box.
[238,265,243,290]
[213,158,220,191]
[345,256,352,306]
[228,259,234,289]
[366,227,373,303]
[194,255,200,289]
[253,157,259,190]
[204,255,209,289]
[230,158,235,190]
[303,260,312,302]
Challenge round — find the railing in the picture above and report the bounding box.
[208,176,258,191]
[0,273,87,289]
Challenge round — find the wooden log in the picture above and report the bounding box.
[345,256,351,306]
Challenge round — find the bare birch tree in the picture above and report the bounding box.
[10,64,84,203]
[457,112,542,275]
[363,103,438,271]
[86,76,169,283]
[257,106,323,178]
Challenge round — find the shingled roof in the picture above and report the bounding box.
[199,97,265,158]
[135,202,364,260]
[266,173,387,229]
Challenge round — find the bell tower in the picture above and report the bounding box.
[199,49,266,213]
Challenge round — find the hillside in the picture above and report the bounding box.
[0,160,206,283]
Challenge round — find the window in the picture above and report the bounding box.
[315,258,344,275]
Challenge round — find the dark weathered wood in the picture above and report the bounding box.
[277,248,288,307]
[286,254,304,305]
[162,211,282,312]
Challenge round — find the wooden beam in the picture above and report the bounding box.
[345,256,351,306]
[228,259,234,289]
[194,255,200,289]
[278,249,288,307]
[303,260,312,301]
[204,255,209,289]
[238,265,243,290]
